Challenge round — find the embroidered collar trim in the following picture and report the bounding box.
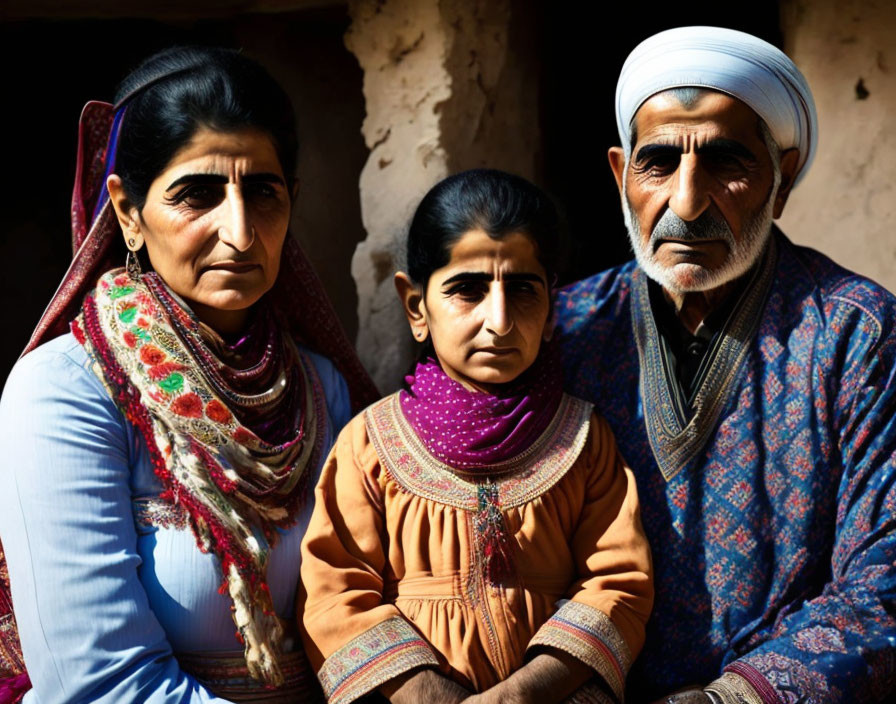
[631,237,778,481]
[365,392,593,510]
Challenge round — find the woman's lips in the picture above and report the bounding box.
[203,261,260,274]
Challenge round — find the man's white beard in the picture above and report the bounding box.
[622,171,780,293]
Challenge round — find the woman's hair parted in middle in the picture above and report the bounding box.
[114,46,299,210]
[405,169,564,289]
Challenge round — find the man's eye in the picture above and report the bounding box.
[641,155,679,174]
[704,153,744,170]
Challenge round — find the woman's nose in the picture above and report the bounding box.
[217,183,255,251]
[668,153,713,222]
[484,286,513,337]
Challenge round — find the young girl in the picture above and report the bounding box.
[300,170,652,704]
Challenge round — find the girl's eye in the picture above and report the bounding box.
[445,282,488,301]
[507,281,538,297]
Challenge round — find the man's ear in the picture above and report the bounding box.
[772,148,800,218]
[106,174,144,251]
[608,147,627,198]
[394,271,429,342]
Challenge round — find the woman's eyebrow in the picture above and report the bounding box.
[165,172,286,192]
[441,272,546,286]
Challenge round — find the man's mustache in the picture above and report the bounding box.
[649,209,735,249]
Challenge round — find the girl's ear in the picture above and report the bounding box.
[394,271,430,342]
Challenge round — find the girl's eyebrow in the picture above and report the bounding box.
[441,272,546,286]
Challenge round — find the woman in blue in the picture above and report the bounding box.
[0,47,376,703]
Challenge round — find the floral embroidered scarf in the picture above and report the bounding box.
[73,269,325,686]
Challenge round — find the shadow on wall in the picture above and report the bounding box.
[0,8,367,387]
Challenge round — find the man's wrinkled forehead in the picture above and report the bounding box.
[628,88,766,152]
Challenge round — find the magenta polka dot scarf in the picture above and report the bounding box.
[399,343,564,471]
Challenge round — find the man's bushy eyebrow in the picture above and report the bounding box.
[634,139,757,163]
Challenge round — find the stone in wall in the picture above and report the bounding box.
[779,0,896,293]
[345,0,539,391]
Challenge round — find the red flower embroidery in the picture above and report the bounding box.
[171,392,203,418]
[123,331,138,348]
[114,274,129,287]
[137,317,151,329]
[147,362,187,381]
[205,399,232,425]
[139,345,166,366]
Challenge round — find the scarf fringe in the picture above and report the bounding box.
[226,564,285,686]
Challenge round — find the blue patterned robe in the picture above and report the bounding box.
[556,233,896,703]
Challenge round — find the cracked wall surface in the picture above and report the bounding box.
[779,0,896,293]
[346,0,538,391]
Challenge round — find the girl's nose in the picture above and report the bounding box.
[484,285,513,337]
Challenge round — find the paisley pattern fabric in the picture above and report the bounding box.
[556,232,896,703]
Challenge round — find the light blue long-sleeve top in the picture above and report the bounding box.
[0,332,351,704]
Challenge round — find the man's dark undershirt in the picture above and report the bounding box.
[647,276,747,408]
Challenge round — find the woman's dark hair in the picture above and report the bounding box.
[406,169,563,287]
[114,46,298,209]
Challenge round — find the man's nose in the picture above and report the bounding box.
[668,153,712,222]
[484,285,513,337]
[217,183,254,251]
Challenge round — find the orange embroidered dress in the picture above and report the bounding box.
[300,392,653,704]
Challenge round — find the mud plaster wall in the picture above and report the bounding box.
[779,0,896,293]
[346,0,539,391]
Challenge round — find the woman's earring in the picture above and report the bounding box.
[126,250,142,280]
[125,231,145,280]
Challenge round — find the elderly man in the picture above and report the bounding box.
[557,27,896,704]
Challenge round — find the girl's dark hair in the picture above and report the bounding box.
[114,46,298,209]
[406,169,562,287]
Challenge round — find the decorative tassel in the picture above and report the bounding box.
[474,482,514,586]
[226,563,285,687]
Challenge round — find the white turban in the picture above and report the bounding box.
[616,26,818,183]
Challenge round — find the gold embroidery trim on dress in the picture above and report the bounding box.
[317,616,438,704]
[528,600,632,702]
[365,393,593,510]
